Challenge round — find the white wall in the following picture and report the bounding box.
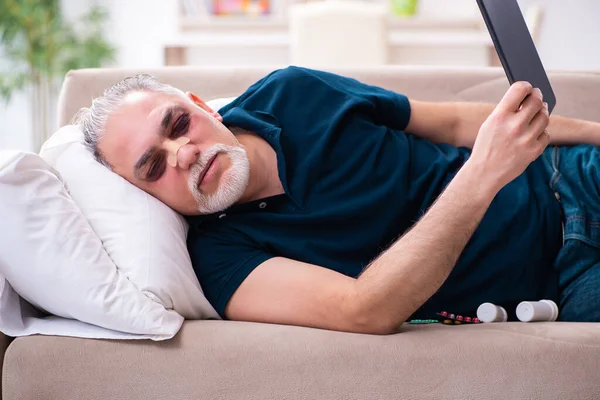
[106,0,179,68]
[1,0,599,151]
[0,44,35,151]
[417,0,600,71]
[518,0,600,71]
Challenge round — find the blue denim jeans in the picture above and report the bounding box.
[543,144,600,322]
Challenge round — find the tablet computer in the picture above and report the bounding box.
[476,0,556,113]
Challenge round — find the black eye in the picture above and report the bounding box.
[147,155,165,181]
[171,112,190,138]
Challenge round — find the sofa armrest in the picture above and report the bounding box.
[0,332,13,400]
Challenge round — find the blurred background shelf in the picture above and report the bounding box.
[167,0,494,67]
[179,16,289,30]
[178,15,482,31]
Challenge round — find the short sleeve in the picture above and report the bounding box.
[293,67,412,131]
[221,66,412,132]
[187,227,274,318]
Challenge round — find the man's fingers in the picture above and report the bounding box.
[518,88,545,122]
[496,81,534,114]
[529,106,550,140]
[537,129,551,154]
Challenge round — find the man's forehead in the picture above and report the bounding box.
[106,91,182,137]
[100,91,176,174]
[120,91,175,116]
[123,90,155,105]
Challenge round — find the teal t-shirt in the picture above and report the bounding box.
[186,66,563,320]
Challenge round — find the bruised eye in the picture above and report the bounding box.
[170,112,190,139]
[146,153,166,182]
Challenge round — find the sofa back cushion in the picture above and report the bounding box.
[58,67,600,128]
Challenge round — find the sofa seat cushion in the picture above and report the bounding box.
[4,321,600,400]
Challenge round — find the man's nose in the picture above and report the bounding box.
[177,144,200,170]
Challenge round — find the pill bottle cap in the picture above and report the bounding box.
[477,302,508,323]
[541,299,559,321]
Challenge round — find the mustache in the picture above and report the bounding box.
[188,152,213,190]
[188,144,237,190]
[190,153,212,178]
[186,143,250,214]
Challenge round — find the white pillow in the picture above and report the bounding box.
[38,97,236,320]
[40,126,219,320]
[0,150,183,338]
[207,96,237,112]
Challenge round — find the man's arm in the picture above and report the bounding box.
[226,82,549,334]
[407,89,599,148]
[227,163,495,334]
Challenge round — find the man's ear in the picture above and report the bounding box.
[186,91,223,122]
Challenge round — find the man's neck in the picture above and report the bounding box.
[236,131,284,204]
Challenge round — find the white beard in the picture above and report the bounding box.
[188,144,250,214]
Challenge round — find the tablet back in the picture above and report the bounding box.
[477,0,556,113]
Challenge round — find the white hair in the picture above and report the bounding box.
[72,74,188,169]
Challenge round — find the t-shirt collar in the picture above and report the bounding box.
[186,106,303,225]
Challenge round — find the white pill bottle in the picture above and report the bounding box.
[516,300,559,322]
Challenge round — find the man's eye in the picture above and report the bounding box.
[147,157,165,181]
[171,112,190,138]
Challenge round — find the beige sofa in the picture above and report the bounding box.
[3,66,600,399]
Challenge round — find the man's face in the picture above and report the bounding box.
[98,90,249,215]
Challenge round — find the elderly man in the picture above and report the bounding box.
[75,66,600,334]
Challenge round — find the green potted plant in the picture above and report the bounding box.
[391,0,419,17]
[0,0,115,151]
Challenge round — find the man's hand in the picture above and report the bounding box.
[469,81,550,193]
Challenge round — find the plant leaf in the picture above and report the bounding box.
[0,1,115,87]
[0,71,32,104]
